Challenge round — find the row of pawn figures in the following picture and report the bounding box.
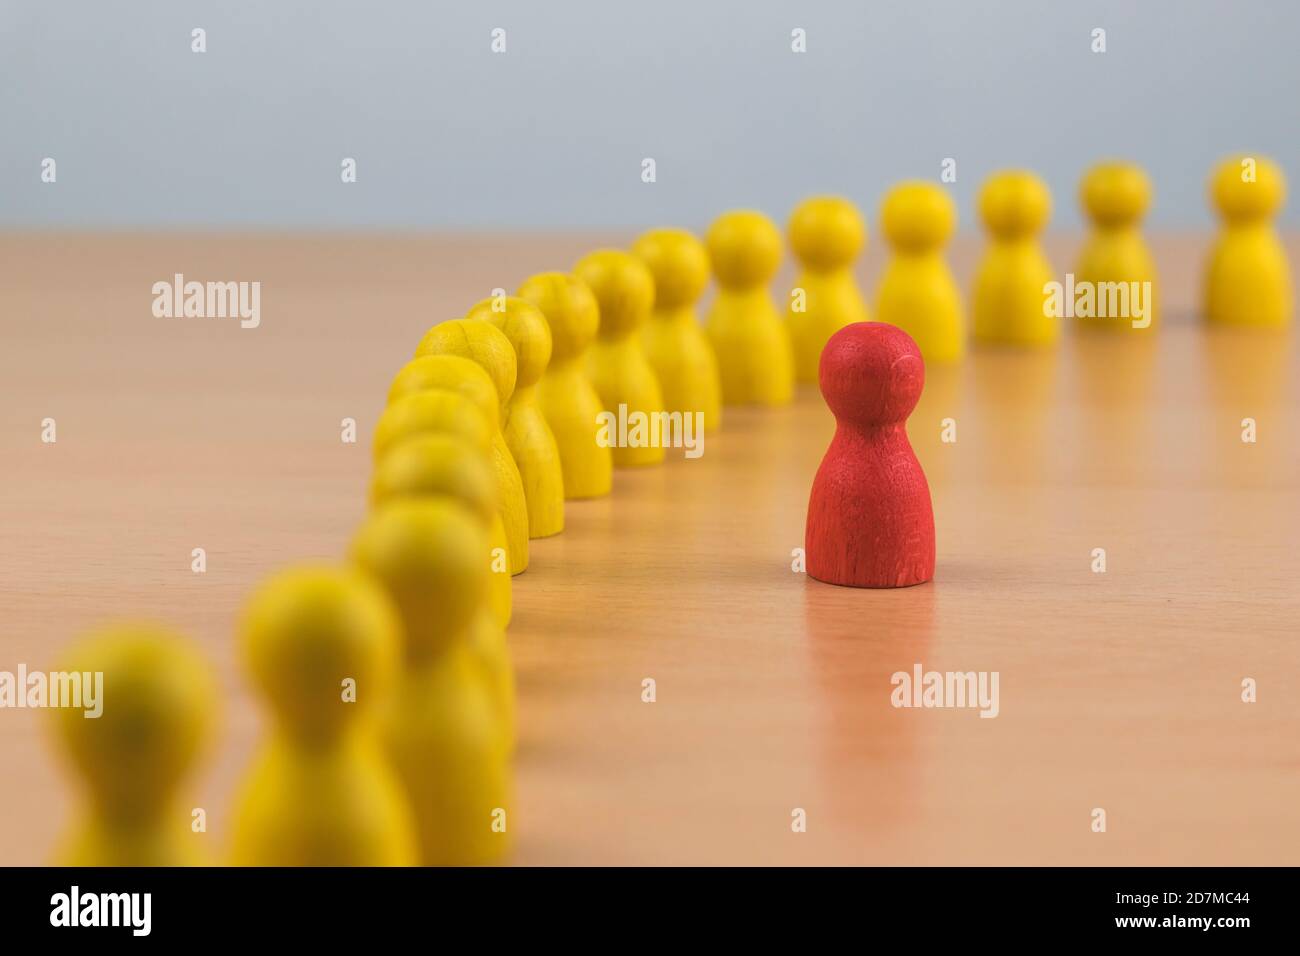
[51,155,1292,865]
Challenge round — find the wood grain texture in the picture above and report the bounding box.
[1,232,1298,866]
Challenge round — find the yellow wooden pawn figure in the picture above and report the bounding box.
[632,227,723,431]
[387,353,498,410]
[876,181,965,362]
[705,210,794,405]
[574,249,666,467]
[370,432,516,747]
[50,626,215,866]
[373,433,498,525]
[374,388,492,461]
[413,320,529,572]
[1205,155,1293,328]
[230,566,418,866]
[1076,162,1158,331]
[787,196,870,381]
[351,499,512,866]
[517,271,613,498]
[386,353,522,578]
[373,395,512,628]
[466,297,565,537]
[972,170,1058,346]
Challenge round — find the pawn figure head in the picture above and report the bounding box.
[819,322,925,428]
[1211,155,1286,223]
[240,566,400,746]
[465,296,553,391]
[53,626,215,820]
[1080,161,1151,229]
[573,249,655,339]
[788,196,866,270]
[631,228,710,309]
[706,209,783,290]
[516,272,600,364]
[978,170,1051,240]
[386,354,500,429]
[881,182,956,253]
[373,389,492,462]
[371,432,498,523]
[350,499,489,660]
[414,319,518,408]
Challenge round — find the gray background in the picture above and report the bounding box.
[2,0,1297,231]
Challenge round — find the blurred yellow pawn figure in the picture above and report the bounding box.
[51,626,215,866]
[632,228,723,431]
[706,209,795,405]
[374,390,512,629]
[1075,161,1158,331]
[386,353,522,586]
[575,249,666,467]
[876,182,965,362]
[229,566,418,866]
[1205,155,1293,328]
[787,196,869,382]
[466,296,565,538]
[518,271,614,497]
[352,499,513,866]
[371,433,516,749]
[374,388,492,462]
[414,320,530,572]
[387,353,497,411]
[972,170,1057,347]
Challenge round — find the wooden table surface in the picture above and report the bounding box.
[2,232,1298,866]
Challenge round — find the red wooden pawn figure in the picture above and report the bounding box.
[805,322,935,588]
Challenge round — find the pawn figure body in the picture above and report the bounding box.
[876,182,965,363]
[1076,162,1158,330]
[1205,155,1292,328]
[229,567,418,866]
[51,627,216,866]
[787,196,869,382]
[413,320,530,572]
[517,272,613,498]
[633,228,722,431]
[706,210,795,405]
[352,499,512,866]
[370,433,516,744]
[574,249,665,467]
[387,353,499,413]
[972,171,1057,347]
[374,387,493,463]
[373,389,512,628]
[805,323,935,588]
[467,296,565,538]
